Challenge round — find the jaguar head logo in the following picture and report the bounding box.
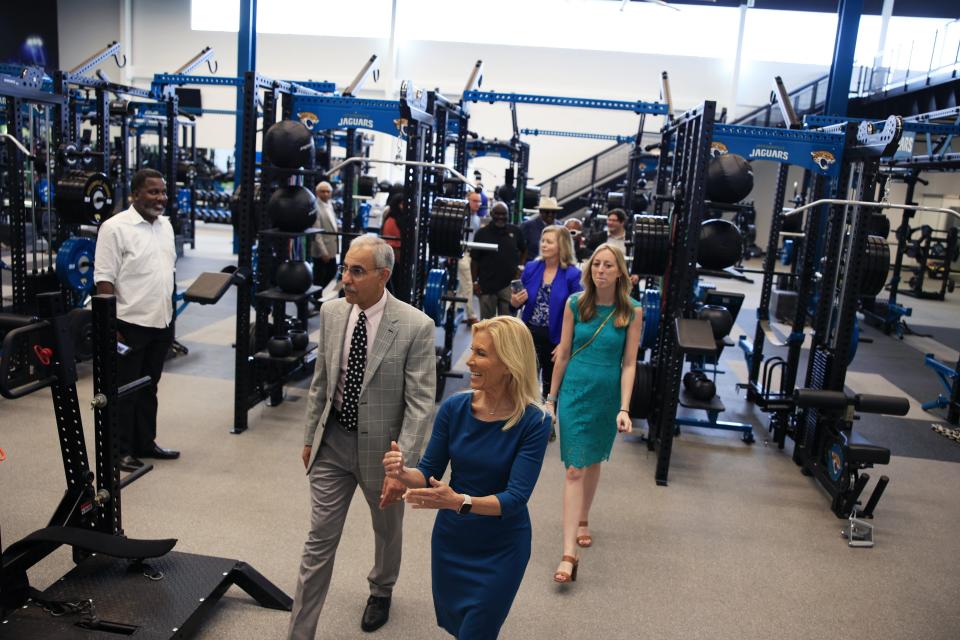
[298,111,319,130]
[811,150,836,171]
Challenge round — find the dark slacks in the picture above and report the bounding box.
[312,257,338,288]
[529,324,555,399]
[117,320,174,456]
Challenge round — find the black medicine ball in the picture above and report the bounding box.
[706,154,754,204]
[267,185,317,232]
[698,218,744,270]
[264,120,315,169]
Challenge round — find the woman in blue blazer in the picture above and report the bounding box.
[511,225,582,439]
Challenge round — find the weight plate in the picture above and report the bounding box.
[632,215,669,276]
[640,288,660,351]
[423,268,449,326]
[56,237,97,293]
[429,198,469,259]
[859,236,889,297]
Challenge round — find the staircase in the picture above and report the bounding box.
[538,75,830,217]
[537,143,634,218]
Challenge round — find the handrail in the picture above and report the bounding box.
[536,141,625,187]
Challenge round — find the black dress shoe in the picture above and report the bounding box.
[360,595,391,632]
[119,455,144,471]
[140,445,180,460]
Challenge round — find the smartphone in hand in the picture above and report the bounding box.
[510,279,524,293]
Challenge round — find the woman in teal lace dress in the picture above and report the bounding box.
[546,243,642,584]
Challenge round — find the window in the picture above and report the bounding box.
[741,9,839,66]
[395,0,740,60]
[191,0,393,39]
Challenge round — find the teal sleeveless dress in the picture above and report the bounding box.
[558,294,640,469]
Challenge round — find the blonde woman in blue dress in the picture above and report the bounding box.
[546,243,643,583]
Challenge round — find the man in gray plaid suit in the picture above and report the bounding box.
[288,234,436,640]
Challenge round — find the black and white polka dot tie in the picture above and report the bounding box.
[340,310,367,432]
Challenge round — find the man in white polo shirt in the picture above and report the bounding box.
[94,168,179,470]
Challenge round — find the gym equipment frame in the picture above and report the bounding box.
[0,294,290,638]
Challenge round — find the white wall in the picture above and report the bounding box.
[57,0,959,207]
[57,0,832,183]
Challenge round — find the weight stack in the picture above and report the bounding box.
[631,215,670,276]
[429,198,469,259]
[55,171,115,225]
[860,236,891,297]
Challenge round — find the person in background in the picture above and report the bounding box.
[511,225,582,441]
[288,235,435,639]
[382,315,550,639]
[381,192,405,294]
[455,190,482,326]
[471,201,526,319]
[587,209,639,287]
[587,208,627,255]
[546,244,642,585]
[311,181,339,289]
[93,168,179,471]
[520,196,563,259]
[564,218,591,263]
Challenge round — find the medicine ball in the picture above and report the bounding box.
[706,154,754,204]
[275,260,313,294]
[267,335,293,358]
[264,120,314,169]
[697,218,744,270]
[288,329,309,351]
[697,305,734,340]
[690,376,717,402]
[267,185,317,232]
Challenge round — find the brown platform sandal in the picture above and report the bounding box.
[553,555,579,583]
[576,521,593,548]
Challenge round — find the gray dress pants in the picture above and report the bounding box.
[287,415,405,640]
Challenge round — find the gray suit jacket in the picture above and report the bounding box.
[311,201,339,259]
[303,292,436,488]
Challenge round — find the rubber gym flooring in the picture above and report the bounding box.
[2,224,959,639]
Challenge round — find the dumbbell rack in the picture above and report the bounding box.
[232,71,328,433]
[675,322,754,444]
[250,227,322,406]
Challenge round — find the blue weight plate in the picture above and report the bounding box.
[56,237,97,293]
[847,317,860,366]
[423,268,448,327]
[640,288,661,351]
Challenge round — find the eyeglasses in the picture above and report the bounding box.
[337,264,382,279]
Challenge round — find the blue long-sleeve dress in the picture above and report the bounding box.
[417,392,551,639]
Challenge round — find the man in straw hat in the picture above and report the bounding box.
[520,195,563,259]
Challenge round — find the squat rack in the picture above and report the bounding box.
[462,89,669,217]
